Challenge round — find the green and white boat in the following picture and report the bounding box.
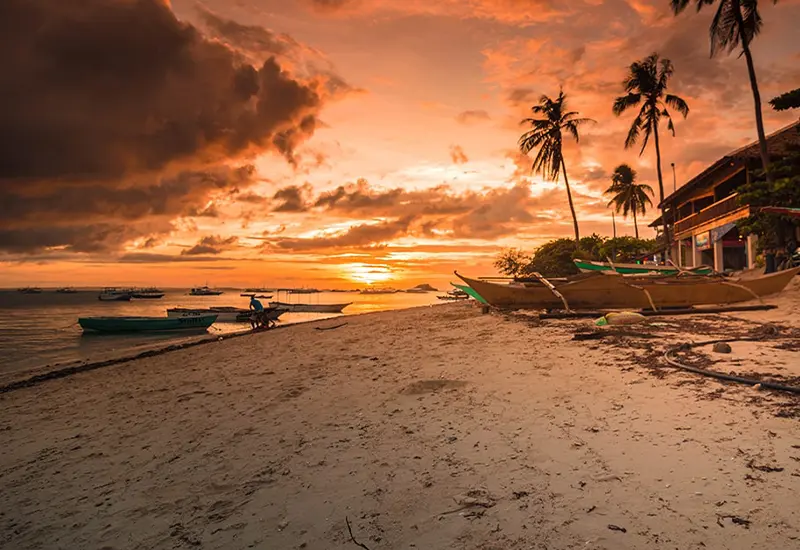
[78,315,218,333]
[573,259,714,276]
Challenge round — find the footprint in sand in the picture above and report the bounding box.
[400,380,467,395]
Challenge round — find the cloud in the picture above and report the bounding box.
[273,184,313,212]
[0,0,334,255]
[449,145,469,164]
[455,110,491,124]
[182,235,240,256]
[118,253,229,263]
[268,216,417,251]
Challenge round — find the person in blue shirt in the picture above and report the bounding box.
[249,295,265,329]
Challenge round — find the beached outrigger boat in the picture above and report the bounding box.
[573,259,714,275]
[456,267,800,311]
[78,315,217,333]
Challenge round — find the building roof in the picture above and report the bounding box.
[658,118,800,210]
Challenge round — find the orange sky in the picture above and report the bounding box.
[1,0,798,288]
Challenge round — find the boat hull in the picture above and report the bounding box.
[167,307,288,322]
[79,315,218,333]
[98,294,131,301]
[456,267,800,310]
[269,301,351,313]
[574,259,714,276]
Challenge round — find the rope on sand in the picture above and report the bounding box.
[663,326,800,395]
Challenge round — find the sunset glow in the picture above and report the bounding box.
[1,0,798,289]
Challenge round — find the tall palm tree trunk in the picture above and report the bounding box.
[732,0,772,182]
[652,122,670,260]
[560,159,580,241]
[632,208,639,239]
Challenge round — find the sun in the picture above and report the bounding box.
[345,263,395,285]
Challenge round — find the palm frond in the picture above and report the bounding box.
[664,94,690,116]
[624,115,642,150]
[613,93,641,115]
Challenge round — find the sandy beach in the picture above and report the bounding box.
[2,281,800,550]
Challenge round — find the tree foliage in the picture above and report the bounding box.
[494,236,659,278]
[770,88,800,111]
[737,143,800,249]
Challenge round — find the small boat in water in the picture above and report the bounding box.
[437,289,469,301]
[78,314,217,333]
[244,287,272,293]
[131,287,165,299]
[360,287,399,295]
[190,285,224,296]
[456,266,800,310]
[17,287,43,294]
[574,259,714,275]
[98,288,132,301]
[269,301,351,313]
[56,287,78,294]
[167,306,287,322]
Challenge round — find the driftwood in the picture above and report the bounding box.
[315,322,349,331]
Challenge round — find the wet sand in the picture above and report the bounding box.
[2,280,800,549]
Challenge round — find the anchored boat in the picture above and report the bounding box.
[78,315,218,333]
[456,267,800,311]
[98,288,132,301]
[268,301,350,313]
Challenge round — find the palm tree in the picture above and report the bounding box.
[604,164,654,239]
[671,0,776,181]
[518,89,593,241]
[613,53,689,258]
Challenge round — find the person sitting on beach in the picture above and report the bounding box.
[249,295,265,329]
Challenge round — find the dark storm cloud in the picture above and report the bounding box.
[0,0,332,255]
[182,235,240,256]
[0,0,323,181]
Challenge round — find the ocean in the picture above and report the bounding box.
[0,289,443,378]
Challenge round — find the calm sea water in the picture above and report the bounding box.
[0,289,442,377]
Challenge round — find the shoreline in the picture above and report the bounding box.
[2,296,799,549]
[0,303,449,394]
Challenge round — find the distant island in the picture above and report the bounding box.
[406,283,438,293]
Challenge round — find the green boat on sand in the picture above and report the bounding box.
[450,282,488,304]
[573,259,714,276]
[78,315,218,333]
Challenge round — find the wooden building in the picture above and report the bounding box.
[650,120,800,271]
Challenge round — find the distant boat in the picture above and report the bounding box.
[278,287,320,294]
[573,259,714,275]
[360,287,399,294]
[437,289,469,301]
[190,286,223,296]
[269,301,350,313]
[244,287,272,293]
[98,288,132,301]
[56,287,78,294]
[17,287,43,294]
[131,287,165,299]
[79,315,217,333]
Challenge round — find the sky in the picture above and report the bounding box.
[1,0,798,289]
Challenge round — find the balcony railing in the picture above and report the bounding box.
[673,193,744,235]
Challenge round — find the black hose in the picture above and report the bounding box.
[663,335,800,395]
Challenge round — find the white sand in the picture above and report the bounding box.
[2,283,800,549]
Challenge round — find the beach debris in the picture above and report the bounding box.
[746,459,784,473]
[511,490,529,499]
[345,516,372,550]
[716,514,751,529]
[587,505,597,513]
[595,312,647,326]
[607,524,627,533]
[315,322,348,331]
[712,342,732,353]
